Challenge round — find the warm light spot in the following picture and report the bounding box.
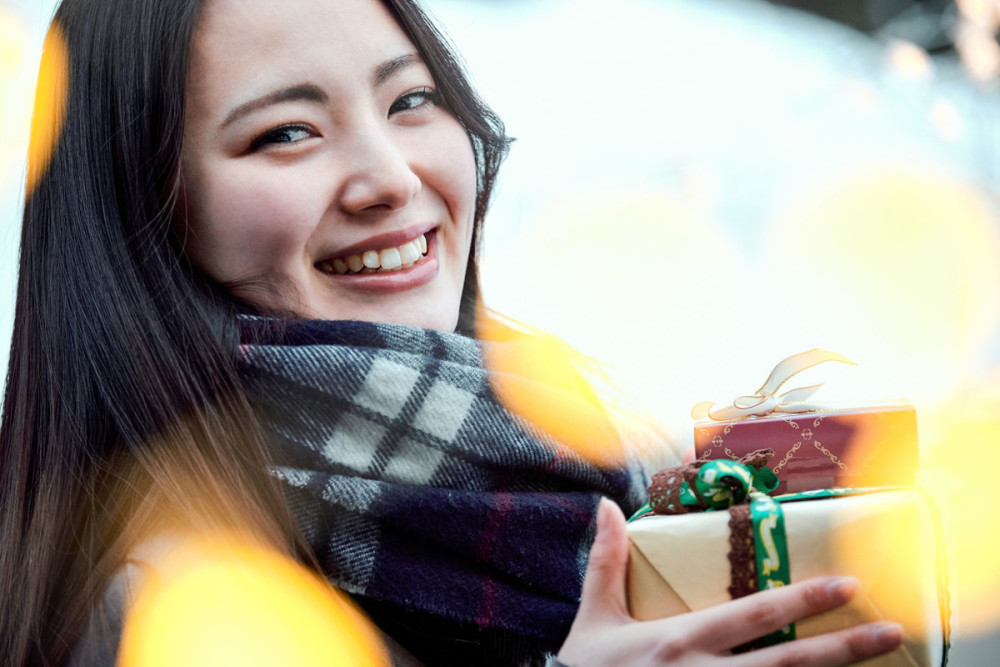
[831,489,941,637]
[26,21,68,197]
[887,40,932,81]
[841,407,920,488]
[955,22,1000,82]
[920,387,1000,636]
[956,0,1000,27]
[478,311,631,467]
[118,537,388,667]
[762,166,1000,404]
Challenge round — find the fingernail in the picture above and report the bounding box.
[872,622,904,650]
[596,498,612,532]
[826,576,859,600]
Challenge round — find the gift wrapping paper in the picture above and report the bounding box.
[627,488,947,666]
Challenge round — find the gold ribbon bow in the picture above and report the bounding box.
[691,349,856,421]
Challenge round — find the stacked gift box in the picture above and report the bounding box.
[693,403,919,494]
[625,350,950,666]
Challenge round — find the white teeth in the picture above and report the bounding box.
[399,241,420,264]
[346,255,364,272]
[325,233,430,275]
[380,247,402,270]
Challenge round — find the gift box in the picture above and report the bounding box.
[627,488,949,666]
[694,403,919,493]
[692,350,919,493]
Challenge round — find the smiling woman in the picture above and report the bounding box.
[179,0,477,331]
[0,0,907,665]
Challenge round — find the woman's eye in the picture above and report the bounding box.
[249,124,315,151]
[388,88,439,116]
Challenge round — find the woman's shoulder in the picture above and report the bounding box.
[69,537,176,667]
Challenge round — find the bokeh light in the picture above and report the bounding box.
[956,0,1000,82]
[831,488,945,644]
[919,384,1000,636]
[929,99,965,142]
[118,537,388,667]
[887,40,933,81]
[25,20,68,197]
[761,165,1000,406]
[478,310,646,467]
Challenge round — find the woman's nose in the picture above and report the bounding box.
[336,129,421,213]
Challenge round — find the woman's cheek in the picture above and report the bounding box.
[200,168,318,276]
[420,129,477,226]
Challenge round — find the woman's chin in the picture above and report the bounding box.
[306,303,461,333]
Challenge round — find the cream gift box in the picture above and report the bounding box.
[627,489,948,666]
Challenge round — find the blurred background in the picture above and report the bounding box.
[1,0,998,662]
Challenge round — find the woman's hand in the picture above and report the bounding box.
[556,499,904,666]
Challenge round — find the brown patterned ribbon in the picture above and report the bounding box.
[727,503,766,654]
[647,461,704,514]
[645,449,776,635]
[727,504,756,599]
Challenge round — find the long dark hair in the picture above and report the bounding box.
[0,0,510,663]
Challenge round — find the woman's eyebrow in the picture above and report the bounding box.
[373,53,422,87]
[221,83,328,129]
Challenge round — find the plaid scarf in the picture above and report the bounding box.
[237,318,649,666]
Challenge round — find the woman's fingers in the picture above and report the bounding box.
[576,498,630,622]
[681,576,860,651]
[737,621,905,667]
[560,501,906,667]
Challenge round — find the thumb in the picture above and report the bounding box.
[577,498,630,621]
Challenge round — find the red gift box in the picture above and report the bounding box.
[694,403,919,493]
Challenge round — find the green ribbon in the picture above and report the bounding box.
[682,459,780,511]
[628,460,780,521]
[750,492,795,645]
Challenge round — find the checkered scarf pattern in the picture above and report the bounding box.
[237,318,648,665]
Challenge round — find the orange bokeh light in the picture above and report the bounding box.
[118,537,388,667]
[26,21,68,197]
[919,386,1000,636]
[478,311,634,467]
[763,166,1000,404]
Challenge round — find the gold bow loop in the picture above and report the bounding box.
[691,349,856,421]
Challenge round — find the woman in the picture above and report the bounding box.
[0,0,904,664]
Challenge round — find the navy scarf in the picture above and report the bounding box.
[238,319,648,665]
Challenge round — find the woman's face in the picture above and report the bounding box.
[180,0,478,331]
